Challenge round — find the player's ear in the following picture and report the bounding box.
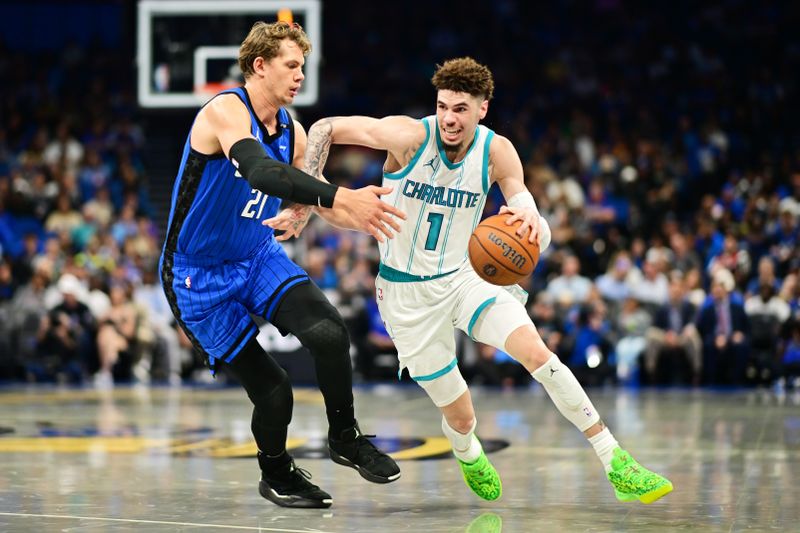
[479,99,489,120]
[252,56,266,77]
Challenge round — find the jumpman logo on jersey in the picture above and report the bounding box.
[423,155,440,173]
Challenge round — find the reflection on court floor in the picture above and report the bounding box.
[0,385,798,532]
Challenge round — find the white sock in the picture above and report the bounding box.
[588,428,619,473]
[441,417,482,464]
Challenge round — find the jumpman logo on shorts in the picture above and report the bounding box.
[549,366,558,377]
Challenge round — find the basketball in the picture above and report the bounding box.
[468,214,540,285]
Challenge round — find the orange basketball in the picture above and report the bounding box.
[468,214,540,285]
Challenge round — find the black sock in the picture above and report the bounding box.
[327,405,356,438]
[258,450,291,474]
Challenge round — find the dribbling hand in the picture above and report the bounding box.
[499,205,541,244]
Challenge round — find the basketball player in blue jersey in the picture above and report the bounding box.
[159,22,404,509]
[272,58,673,505]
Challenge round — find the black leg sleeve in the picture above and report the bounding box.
[224,335,293,456]
[271,281,356,435]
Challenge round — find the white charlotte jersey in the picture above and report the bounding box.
[378,115,495,278]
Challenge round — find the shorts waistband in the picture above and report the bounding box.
[378,263,456,283]
[166,251,227,267]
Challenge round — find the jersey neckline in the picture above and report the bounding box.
[240,87,289,144]
[433,117,481,170]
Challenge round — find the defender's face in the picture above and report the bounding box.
[436,90,487,150]
[262,39,305,105]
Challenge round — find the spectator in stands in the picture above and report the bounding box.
[83,186,114,228]
[644,274,702,386]
[6,260,55,366]
[779,273,799,317]
[684,267,707,309]
[546,254,592,305]
[629,255,669,311]
[77,148,112,203]
[779,320,800,389]
[707,232,751,288]
[44,192,82,236]
[567,303,616,387]
[770,198,799,275]
[696,268,750,385]
[94,283,140,387]
[134,266,187,385]
[529,292,564,354]
[746,256,782,298]
[596,250,636,309]
[669,232,701,274]
[43,120,84,175]
[744,283,791,385]
[34,273,95,383]
[11,232,40,286]
[614,295,652,385]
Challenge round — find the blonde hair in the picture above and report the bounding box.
[238,21,311,79]
[431,57,494,100]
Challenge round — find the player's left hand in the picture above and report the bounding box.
[263,204,313,241]
[500,205,540,244]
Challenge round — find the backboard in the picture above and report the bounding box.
[136,0,321,108]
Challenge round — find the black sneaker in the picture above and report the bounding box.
[328,423,401,484]
[258,456,332,508]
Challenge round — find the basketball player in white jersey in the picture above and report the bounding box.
[266,57,672,504]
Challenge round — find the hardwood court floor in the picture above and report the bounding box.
[0,384,798,532]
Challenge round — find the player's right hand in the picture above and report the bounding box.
[263,204,314,241]
[335,186,406,242]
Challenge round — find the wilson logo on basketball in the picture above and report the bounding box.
[487,232,527,269]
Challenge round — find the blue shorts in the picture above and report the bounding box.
[160,238,308,367]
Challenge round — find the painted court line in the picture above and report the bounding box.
[0,512,334,532]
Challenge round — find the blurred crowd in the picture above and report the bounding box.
[0,42,201,386]
[1,1,799,390]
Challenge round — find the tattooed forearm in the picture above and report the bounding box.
[304,118,338,178]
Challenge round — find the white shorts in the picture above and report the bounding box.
[375,260,532,407]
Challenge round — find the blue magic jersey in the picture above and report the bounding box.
[163,87,294,261]
[378,116,494,277]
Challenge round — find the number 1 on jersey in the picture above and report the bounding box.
[424,212,444,251]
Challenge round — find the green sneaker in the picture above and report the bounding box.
[607,448,673,504]
[465,512,502,533]
[458,451,502,501]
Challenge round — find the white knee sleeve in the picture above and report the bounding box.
[531,355,600,432]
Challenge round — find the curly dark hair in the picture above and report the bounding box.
[431,57,494,100]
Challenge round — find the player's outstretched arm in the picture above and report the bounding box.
[490,135,550,251]
[287,115,422,240]
[304,115,425,178]
[198,97,405,242]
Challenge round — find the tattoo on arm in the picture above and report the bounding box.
[304,118,337,178]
